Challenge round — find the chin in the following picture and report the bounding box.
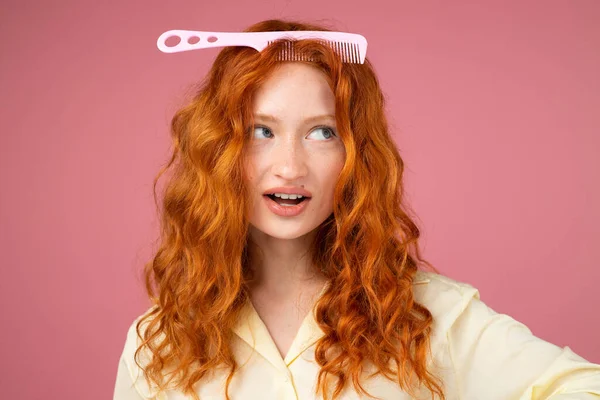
[254,223,316,239]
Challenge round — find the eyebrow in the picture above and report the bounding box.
[253,113,336,124]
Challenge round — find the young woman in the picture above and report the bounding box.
[113,19,600,400]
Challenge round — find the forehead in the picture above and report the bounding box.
[252,63,335,116]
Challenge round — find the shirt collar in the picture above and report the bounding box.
[231,273,430,371]
[231,281,329,371]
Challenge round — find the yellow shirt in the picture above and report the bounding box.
[113,271,600,399]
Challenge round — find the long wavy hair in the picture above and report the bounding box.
[135,18,445,400]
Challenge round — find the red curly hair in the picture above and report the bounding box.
[135,18,445,400]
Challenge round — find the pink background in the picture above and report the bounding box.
[1,1,598,399]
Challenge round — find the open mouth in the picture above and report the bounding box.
[264,194,310,206]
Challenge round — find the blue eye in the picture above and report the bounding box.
[253,126,273,139]
[251,125,337,140]
[310,126,336,139]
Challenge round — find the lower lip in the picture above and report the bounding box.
[263,195,311,217]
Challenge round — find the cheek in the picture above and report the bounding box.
[243,158,258,182]
[322,157,345,197]
[329,152,345,179]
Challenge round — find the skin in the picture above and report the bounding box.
[243,62,346,358]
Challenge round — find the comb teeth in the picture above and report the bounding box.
[268,40,361,63]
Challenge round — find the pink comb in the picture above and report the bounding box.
[156,29,368,64]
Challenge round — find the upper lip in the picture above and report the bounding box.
[263,187,312,197]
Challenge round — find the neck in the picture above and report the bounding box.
[246,225,325,297]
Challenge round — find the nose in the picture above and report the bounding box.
[270,136,309,180]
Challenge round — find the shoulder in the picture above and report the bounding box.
[122,305,160,355]
[412,270,481,333]
[117,305,165,398]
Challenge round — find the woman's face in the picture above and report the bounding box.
[244,62,346,240]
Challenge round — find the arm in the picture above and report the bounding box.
[448,292,600,399]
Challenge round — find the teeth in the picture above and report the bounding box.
[270,193,303,199]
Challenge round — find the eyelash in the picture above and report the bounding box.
[251,125,337,140]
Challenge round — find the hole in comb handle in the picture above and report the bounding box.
[164,35,181,48]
